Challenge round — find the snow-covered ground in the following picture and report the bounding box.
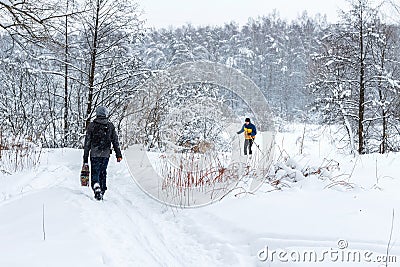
[1,124,399,266]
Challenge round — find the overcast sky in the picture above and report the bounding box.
[136,0,351,29]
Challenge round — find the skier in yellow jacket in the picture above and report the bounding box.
[237,118,257,156]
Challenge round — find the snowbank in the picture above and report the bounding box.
[0,125,399,266]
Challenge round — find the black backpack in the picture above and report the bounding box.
[91,122,112,150]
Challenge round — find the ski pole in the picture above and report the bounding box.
[252,139,263,154]
[238,135,242,156]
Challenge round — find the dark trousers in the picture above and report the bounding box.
[90,157,110,192]
[244,139,253,155]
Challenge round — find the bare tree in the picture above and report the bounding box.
[77,0,144,130]
[309,0,390,154]
[0,0,83,43]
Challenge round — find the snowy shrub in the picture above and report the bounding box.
[159,151,234,190]
[0,136,42,174]
[270,154,341,188]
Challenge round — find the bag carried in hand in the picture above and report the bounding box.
[80,164,90,186]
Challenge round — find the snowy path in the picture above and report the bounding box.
[1,148,400,266]
[0,149,218,267]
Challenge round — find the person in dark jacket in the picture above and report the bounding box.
[237,117,257,156]
[83,106,122,200]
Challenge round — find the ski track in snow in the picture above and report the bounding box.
[0,149,222,266]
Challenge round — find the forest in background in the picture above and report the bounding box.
[1,0,400,160]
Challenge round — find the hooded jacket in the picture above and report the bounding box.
[83,116,122,163]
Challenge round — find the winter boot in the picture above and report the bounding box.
[93,183,102,201]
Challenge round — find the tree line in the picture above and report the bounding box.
[1,0,399,154]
